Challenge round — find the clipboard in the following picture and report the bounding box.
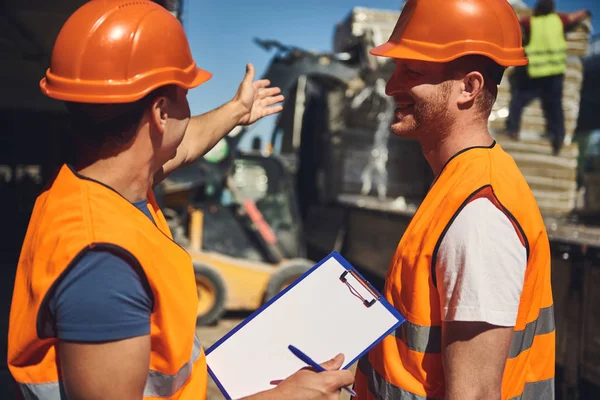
[205,251,405,400]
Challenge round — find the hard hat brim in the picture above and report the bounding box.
[370,41,528,67]
[187,67,213,91]
[40,66,213,104]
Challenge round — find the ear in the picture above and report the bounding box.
[149,96,169,134]
[457,71,484,108]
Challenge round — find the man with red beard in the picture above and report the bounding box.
[353,1,554,400]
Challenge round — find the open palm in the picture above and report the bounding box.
[234,63,285,126]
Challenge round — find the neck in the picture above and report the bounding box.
[420,117,494,177]
[75,146,156,203]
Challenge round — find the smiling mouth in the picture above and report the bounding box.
[394,103,415,119]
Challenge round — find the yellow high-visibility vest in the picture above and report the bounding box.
[525,13,568,78]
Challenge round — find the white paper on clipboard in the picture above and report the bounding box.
[205,252,405,400]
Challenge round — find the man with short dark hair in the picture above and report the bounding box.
[7,2,354,399]
[354,1,555,399]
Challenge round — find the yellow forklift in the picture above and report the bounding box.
[156,132,314,325]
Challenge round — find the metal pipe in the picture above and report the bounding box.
[189,207,203,252]
[292,75,307,151]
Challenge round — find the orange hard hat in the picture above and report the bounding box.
[40,0,212,103]
[370,0,528,67]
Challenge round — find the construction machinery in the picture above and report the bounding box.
[156,130,314,325]
[1,0,315,331]
[251,15,433,285]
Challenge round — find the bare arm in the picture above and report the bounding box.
[153,100,247,185]
[59,335,151,400]
[436,200,526,400]
[60,337,351,400]
[566,9,591,24]
[154,63,284,185]
[557,9,591,31]
[442,322,512,400]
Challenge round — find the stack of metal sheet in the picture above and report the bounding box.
[494,135,580,215]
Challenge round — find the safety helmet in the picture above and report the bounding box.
[370,0,528,67]
[40,0,212,103]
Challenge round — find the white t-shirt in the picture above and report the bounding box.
[435,197,527,327]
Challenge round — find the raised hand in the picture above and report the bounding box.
[233,63,285,126]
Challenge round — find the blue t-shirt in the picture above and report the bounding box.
[48,199,154,342]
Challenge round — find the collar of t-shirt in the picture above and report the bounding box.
[133,199,155,225]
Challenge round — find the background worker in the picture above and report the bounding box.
[7,2,353,399]
[354,0,554,399]
[505,0,591,155]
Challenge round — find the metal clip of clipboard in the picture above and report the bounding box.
[339,270,381,308]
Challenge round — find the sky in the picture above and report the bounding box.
[182,0,599,149]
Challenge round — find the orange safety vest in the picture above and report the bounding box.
[8,164,208,399]
[355,142,554,399]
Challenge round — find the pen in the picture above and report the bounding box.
[288,345,357,397]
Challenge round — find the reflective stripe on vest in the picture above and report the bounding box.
[395,305,554,358]
[510,378,555,400]
[357,356,431,400]
[394,320,441,353]
[525,14,567,78]
[508,305,555,359]
[17,335,203,399]
[358,356,555,400]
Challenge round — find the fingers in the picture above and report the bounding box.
[318,353,355,391]
[323,369,355,389]
[320,353,345,371]
[264,94,285,107]
[262,105,284,118]
[341,370,355,387]
[243,63,255,84]
[258,93,284,118]
[258,87,282,98]
[254,79,271,89]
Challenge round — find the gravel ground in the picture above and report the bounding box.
[197,318,356,400]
